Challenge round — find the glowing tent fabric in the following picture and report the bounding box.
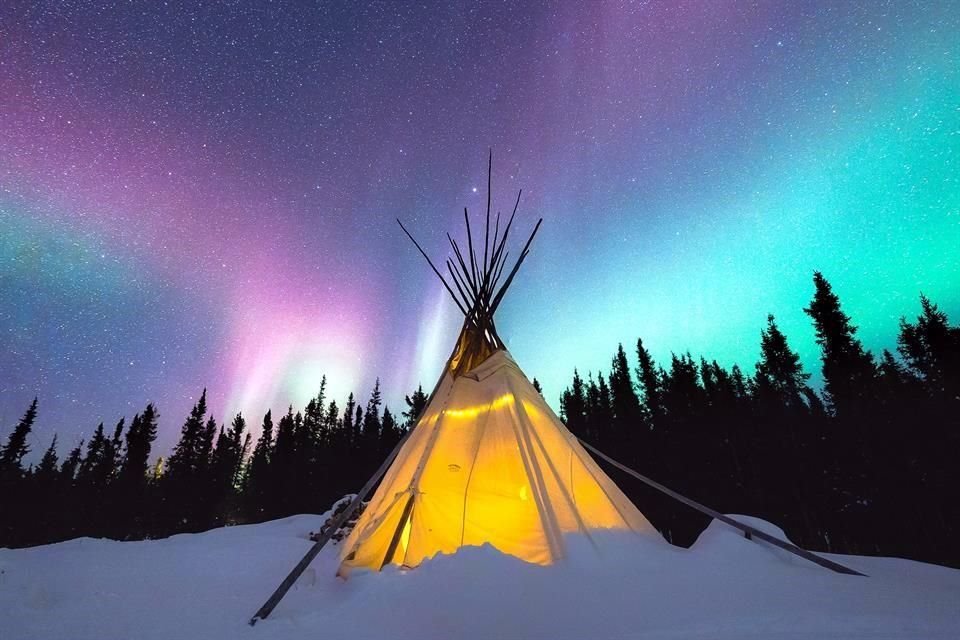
[338,348,661,575]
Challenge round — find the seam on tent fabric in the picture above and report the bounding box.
[360,410,438,534]
[535,393,640,534]
[459,392,496,548]
[409,385,454,489]
[505,377,564,562]
[343,489,410,559]
[382,384,453,562]
[512,385,595,548]
[569,436,637,532]
[352,385,453,568]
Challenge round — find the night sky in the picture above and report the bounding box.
[2,1,958,459]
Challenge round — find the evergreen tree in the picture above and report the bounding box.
[403,385,428,427]
[560,369,588,438]
[584,373,614,448]
[325,400,342,450]
[362,379,383,453]
[118,403,159,490]
[77,423,108,486]
[804,272,877,417]
[243,410,274,520]
[608,343,643,459]
[898,294,960,402]
[209,412,247,524]
[380,406,401,455]
[342,393,356,448]
[197,416,218,476]
[86,418,125,488]
[29,434,62,544]
[752,314,824,547]
[115,404,158,537]
[532,378,543,395]
[0,397,38,482]
[167,390,208,480]
[0,393,35,544]
[754,315,811,412]
[897,296,960,559]
[353,404,364,452]
[35,435,59,483]
[60,439,84,482]
[636,339,663,425]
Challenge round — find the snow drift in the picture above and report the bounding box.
[2,511,958,639]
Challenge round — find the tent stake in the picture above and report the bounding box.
[248,428,414,626]
[577,438,867,577]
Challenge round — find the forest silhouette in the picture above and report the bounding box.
[1,272,957,568]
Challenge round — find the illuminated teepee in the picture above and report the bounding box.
[337,157,662,576]
[251,157,865,624]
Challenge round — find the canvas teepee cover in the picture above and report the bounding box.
[338,166,660,575]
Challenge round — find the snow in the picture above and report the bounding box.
[2,511,959,640]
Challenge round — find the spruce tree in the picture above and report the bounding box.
[380,406,401,455]
[754,315,811,412]
[636,339,663,426]
[342,393,356,448]
[167,390,208,479]
[403,385,428,427]
[560,369,588,437]
[60,439,84,482]
[362,379,383,455]
[77,423,108,486]
[35,435,59,483]
[608,344,643,457]
[198,416,218,476]
[0,397,38,481]
[592,373,615,448]
[244,410,274,520]
[752,314,824,547]
[898,294,960,401]
[119,403,158,490]
[803,272,876,417]
[897,296,960,559]
[30,434,61,544]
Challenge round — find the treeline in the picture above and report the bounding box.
[559,272,960,567]
[0,378,429,547]
[2,271,958,568]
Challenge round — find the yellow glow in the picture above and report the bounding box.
[338,353,659,577]
[399,514,412,554]
[443,393,515,419]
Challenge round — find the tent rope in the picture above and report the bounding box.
[576,437,867,577]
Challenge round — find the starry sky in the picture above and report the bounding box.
[2,1,958,459]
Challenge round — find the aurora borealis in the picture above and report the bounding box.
[2,1,958,457]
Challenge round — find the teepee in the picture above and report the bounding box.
[250,157,866,624]
[337,157,661,576]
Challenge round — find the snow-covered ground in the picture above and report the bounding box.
[2,512,958,639]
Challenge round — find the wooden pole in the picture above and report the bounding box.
[577,438,867,577]
[397,219,468,317]
[490,218,543,315]
[248,428,414,626]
